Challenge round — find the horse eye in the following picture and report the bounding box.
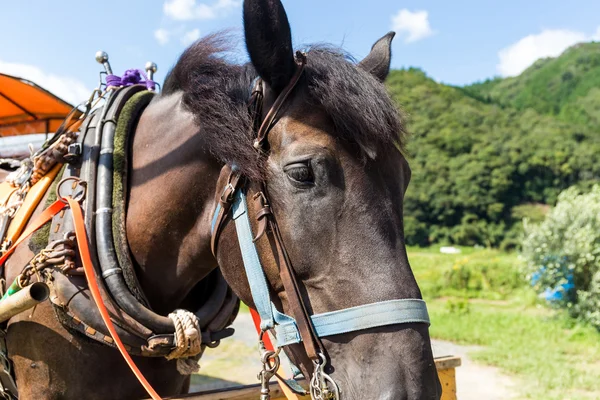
[284,162,314,184]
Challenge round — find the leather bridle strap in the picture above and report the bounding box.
[253,52,307,150]
[267,209,322,361]
[210,167,243,256]
[251,51,324,361]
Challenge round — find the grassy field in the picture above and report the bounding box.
[409,246,600,400]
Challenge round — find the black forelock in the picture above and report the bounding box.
[303,45,406,156]
[161,35,405,180]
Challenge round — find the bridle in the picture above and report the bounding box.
[211,51,431,400]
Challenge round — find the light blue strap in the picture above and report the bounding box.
[231,189,275,330]
[210,202,222,235]
[274,299,430,347]
[213,181,431,348]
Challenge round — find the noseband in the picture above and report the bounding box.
[211,52,430,400]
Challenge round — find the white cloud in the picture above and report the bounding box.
[497,27,600,76]
[154,28,171,45]
[181,28,201,46]
[391,9,434,43]
[163,0,240,21]
[593,26,600,41]
[0,60,91,106]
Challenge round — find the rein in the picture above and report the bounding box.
[211,52,431,400]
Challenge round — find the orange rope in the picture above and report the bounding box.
[1,198,163,399]
[67,197,162,400]
[0,200,66,267]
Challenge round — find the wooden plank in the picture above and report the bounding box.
[433,355,462,370]
[165,356,460,400]
[165,383,301,400]
[439,368,457,400]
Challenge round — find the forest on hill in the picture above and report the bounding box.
[391,41,600,248]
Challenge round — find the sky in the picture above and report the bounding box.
[1,0,599,106]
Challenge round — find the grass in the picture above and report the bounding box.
[408,246,600,399]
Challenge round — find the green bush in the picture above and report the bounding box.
[511,203,549,224]
[442,255,523,297]
[521,185,600,329]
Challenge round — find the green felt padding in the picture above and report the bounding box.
[112,90,155,304]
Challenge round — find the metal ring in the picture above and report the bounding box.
[56,177,87,204]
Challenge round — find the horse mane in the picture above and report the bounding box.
[162,34,261,179]
[302,45,406,157]
[162,34,405,180]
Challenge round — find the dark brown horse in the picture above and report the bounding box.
[4,0,440,399]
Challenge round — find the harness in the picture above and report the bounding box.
[0,50,431,400]
[0,56,239,400]
[210,52,431,400]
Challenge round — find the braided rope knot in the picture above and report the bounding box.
[167,309,203,375]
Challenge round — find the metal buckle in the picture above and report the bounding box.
[64,143,82,164]
[219,182,235,204]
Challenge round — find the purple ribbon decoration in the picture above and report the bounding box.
[105,69,156,90]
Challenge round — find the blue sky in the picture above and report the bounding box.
[1,0,599,105]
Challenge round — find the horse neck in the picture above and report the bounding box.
[125,93,221,314]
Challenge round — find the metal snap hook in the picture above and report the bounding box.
[257,330,282,400]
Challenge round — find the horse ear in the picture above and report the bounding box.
[359,31,395,82]
[243,0,296,93]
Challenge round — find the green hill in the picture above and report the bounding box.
[464,42,600,129]
[388,48,600,247]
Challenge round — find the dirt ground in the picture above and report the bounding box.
[431,340,517,400]
[191,313,518,399]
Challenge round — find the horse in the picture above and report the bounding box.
[4,0,441,399]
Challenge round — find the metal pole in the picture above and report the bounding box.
[0,282,49,323]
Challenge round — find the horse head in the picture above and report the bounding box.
[210,1,442,398]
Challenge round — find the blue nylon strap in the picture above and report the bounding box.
[273,298,430,347]
[231,189,275,330]
[210,183,431,348]
[210,202,222,235]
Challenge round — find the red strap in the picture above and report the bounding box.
[67,197,162,400]
[0,200,67,268]
[250,307,275,349]
[250,308,301,400]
